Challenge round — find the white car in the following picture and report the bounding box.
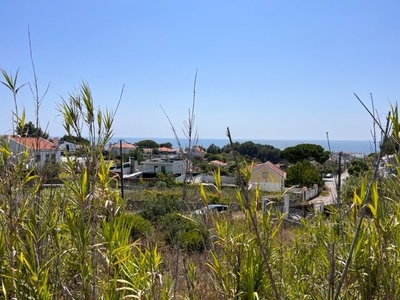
[194,204,228,215]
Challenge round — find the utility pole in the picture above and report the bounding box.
[337,152,342,204]
[120,139,124,200]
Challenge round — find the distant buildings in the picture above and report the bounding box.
[7,135,61,168]
[190,146,206,159]
[108,141,137,156]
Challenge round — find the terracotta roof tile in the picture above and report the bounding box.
[266,161,286,178]
[158,147,176,153]
[253,161,286,178]
[192,146,205,153]
[110,141,136,149]
[209,160,228,167]
[9,136,56,150]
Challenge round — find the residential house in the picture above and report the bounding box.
[140,159,186,176]
[158,146,178,156]
[7,135,61,168]
[249,161,286,192]
[56,138,82,154]
[108,141,137,156]
[190,146,206,159]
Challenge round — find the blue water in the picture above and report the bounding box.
[111,137,377,154]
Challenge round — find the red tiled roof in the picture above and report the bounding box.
[110,141,136,149]
[192,146,205,153]
[210,160,228,167]
[9,136,56,150]
[158,147,176,153]
[267,161,286,177]
[253,161,286,178]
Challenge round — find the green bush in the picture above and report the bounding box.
[181,230,206,252]
[139,193,182,222]
[160,213,208,252]
[154,180,167,190]
[118,213,154,240]
[156,172,176,187]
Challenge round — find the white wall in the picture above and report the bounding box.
[250,182,282,192]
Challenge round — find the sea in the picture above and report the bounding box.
[110,137,377,155]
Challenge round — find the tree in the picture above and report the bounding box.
[347,158,369,176]
[207,143,221,154]
[286,160,323,187]
[281,143,329,164]
[238,141,259,158]
[220,141,280,163]
[17,121,49,139]
[60,134,90,146]
[221,141,240,153]
[257,146,281,163]
[159,142,173,148]
[127,148,144,164]
[136,139,159,149]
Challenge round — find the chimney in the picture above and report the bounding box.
[53,137,59,147]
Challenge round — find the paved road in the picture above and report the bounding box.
[309,171,349,205]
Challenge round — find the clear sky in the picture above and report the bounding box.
[1,1,399,141]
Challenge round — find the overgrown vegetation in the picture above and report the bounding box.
[3,63,400,299]
[286,159,324,187]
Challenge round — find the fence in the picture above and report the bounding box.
[292,184,320,201]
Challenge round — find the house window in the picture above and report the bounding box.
[161,166,166,173]
[36,154,41,162]
[262,172,268,179]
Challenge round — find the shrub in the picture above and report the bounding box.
[156,172,176,187]
[118,213,154,240]
[160,213,208,252]
[139,193,182,222]
[181,230,206,252]
[155,180,167,190]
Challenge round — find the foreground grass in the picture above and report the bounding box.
[2,175,400,299]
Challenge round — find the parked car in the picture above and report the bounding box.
[194,204,228,215]
[324,173,333,178]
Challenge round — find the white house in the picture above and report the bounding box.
[140,159,186,176]
[57,138,82,154]
[7,136,62,168]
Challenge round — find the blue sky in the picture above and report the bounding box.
[1,1,399,141]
